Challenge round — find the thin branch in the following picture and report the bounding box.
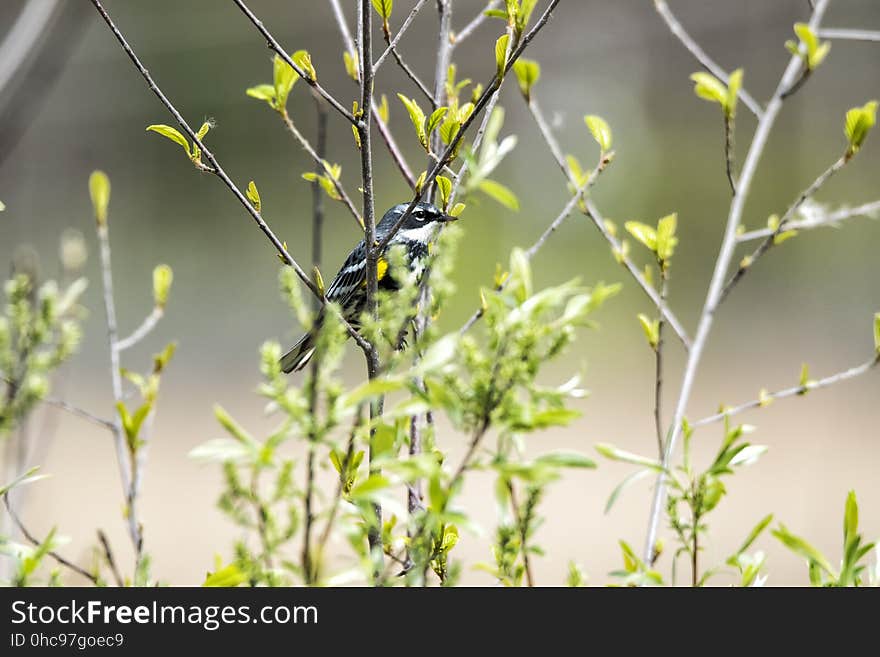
[97,529,125,587]
[461,150,611,334]
[42,397,115,431]
[387,42,436,106]
[3,493,99,585]
[654,271,669,456]
[719,152,848,304]
[376,0,564,254]
[451,0,501,47]
[691,354,880,428]
[526,99,692,349]
[737,199,880,242]
[653,0,763,120]
[373,0,431,73]
[642,0,832,564]
[507,481,535,587]
[232,0,357,126]
[116,307,163,352]
[818,28,880,43]
[88,0,371,354]
[279,108,364,230]
[330,0,417,189]
[724,115,737,194]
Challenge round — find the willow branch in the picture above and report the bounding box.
[691,354,880,429]
[374,0,430,72]
[526,98,692,349]
[116,307,163,352]
[737,199,880,242]
[654,271,669,456]
[97,529,124,587]
[653,0,763,119]
[452,0,501,47]
[818,28,880,42]
[642,0,832,563]
[42,397,114,431]
[232,0,357,125]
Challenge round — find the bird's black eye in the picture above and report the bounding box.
[414,210,425,220]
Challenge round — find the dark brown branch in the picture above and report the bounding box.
[97,529,124,587]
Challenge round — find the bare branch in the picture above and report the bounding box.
[653,0,764,119]
[737,199,880,242]
[526,99,692,349]
[97,529,125,587]
[42,397,114,431]
[116,307,163,352]
[720,152,849,304]
[642,0,832,563]
[373,0,431,73]
[452,0,501,47]
[232,0,358,125]
[654,272,669,456]
[691,354,880,429]
[3,493,99,585]
[818,28,880,42]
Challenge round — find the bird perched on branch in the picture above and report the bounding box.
[280,201,457,373]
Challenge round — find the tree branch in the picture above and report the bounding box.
[737,199,880,242]
[42,397,114,431]
[116,307,163,352]
[97,529,125,587]
[232,0,358,125]
[642,0,832,564]
[817,28,880,42]
[451,0,501,48]
[373,0,431,73]
[653,0,764,119]
[525,98,692,349]
[691,354,880,429]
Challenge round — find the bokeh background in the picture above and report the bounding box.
[1,0,878,586]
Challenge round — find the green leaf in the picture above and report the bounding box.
[605,469,653,514]
[246,84,276,105]
[726,69,743,118]
[793,23,818,56]
[733,513,774,557]
[509,247,533,301]
[584,115,612,152]
[435,175,452,211]
[844,490,859,544]
[844,100,878,154]
[88,170,111,227]
[292,50,316,81]
[273,54,297,110]
[377,93,389,123]
[449,202,466,217]
[690,71,728,108]
[595,443,665,471]
[146,125,190,157]
[624,221,657,252]
[152,264,173,309]
[196,121,212,141]
[0,467,48,497]
[477,179,519,210]
[773,524,837,577]
[213,404,258,447]
[397,94,428,149]
[512,59,540,100]
[343,51,359,81]
[655,212,678,262]
[203,563,246,587]
[534,451,596,469]
[425,107,449,139]
[637,313,660,350]
[371,0,393,21]
[874,312,880,354]
[349,474,391,502]
[246,180,261,213]
[495,34,510,77]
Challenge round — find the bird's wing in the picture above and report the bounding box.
[324,240,367,307]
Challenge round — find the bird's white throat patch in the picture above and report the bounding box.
[395,223,438,245]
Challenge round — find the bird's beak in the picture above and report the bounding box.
[441,212,459,222]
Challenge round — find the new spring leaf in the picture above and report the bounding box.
[844,100,878,155]
[584,115,612,152]
[88,170,111,227]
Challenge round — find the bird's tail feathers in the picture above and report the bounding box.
[280,333,316,373]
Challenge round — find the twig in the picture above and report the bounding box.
[42,397,115,431]
[452,0,501,47]
[232,0,357,125]
[97,529,124,587]
[507,481,535,587]
[279,108,363,230]
[724,115,737,194]
[653,0,763,120]
[654,271,669,456]
[719,152,848,304]
[373,0,431,73]
[642,0,832,564]
[88,0,370,353]
[95,215,143,565]
[387,41,435,107]
[3,493,99,585]
[311,97,328,286]
[376,0,564,253]
[691,354,880,429]
[116,307,163,352]
[737,199,880,242]
[329,0,417,189]
[818,28,880,43]
[460,151,611,334]
[525,99,692,349]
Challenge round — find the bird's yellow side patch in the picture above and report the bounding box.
[362,257,389,286]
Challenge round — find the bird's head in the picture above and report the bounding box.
[376,201,457,245]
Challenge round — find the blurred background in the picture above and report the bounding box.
[1,0,878,586]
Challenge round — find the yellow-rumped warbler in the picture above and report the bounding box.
[280,201,457,373]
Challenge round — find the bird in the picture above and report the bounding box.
[280,201,457,373]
